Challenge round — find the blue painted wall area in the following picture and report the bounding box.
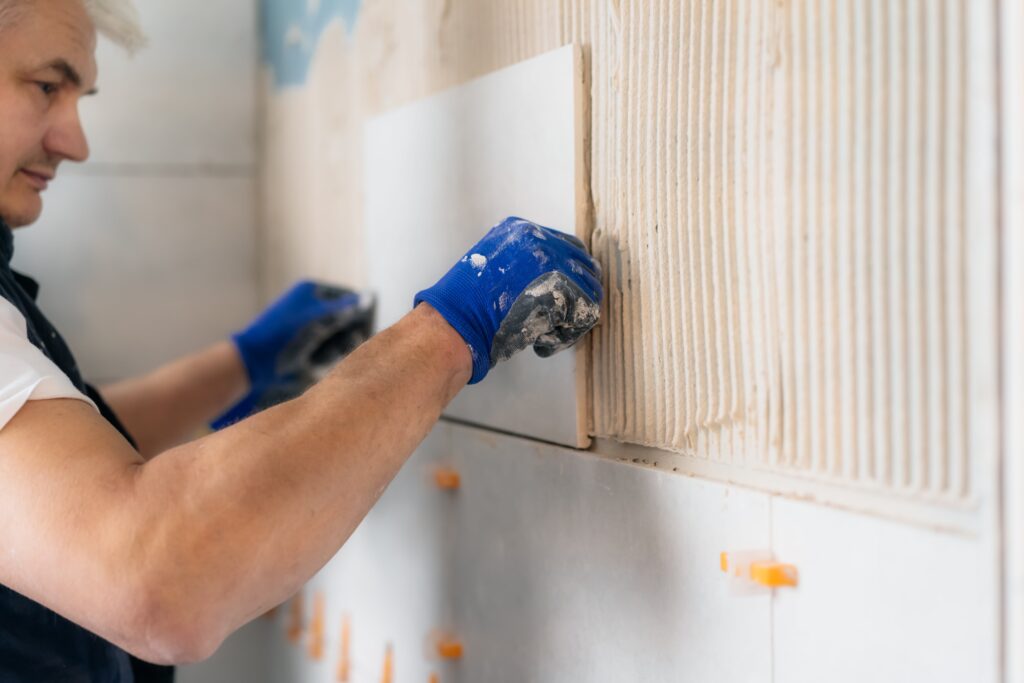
[261,0,364,88]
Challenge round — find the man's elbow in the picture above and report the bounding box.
[111,462,234,664]
[116,582,228,665]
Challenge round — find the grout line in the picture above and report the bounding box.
[438,415,984,535]
[437,415,589,453]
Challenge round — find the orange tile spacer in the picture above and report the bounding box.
[335,615,351,682]
[436,639,464,660]
[750,561,799,588]
[428,674,440,683]
[380,643,394,683]
[286,590,305,644]
[719,552,729,573]
[307,592,325,660]
[434,467,461,490]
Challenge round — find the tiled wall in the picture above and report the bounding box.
[249,1,1013,680]
[12,0,261,382]
[259,0,1003,526]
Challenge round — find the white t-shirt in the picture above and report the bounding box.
[0,297,96,430]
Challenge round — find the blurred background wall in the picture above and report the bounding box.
[14,0,261,382]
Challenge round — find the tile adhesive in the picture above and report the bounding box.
[261,0,996,512]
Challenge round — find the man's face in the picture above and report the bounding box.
[0,0,97,227]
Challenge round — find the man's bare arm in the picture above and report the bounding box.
[99,341,249,458]
[0,304,470,664]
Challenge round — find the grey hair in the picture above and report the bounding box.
[0,0,146,52]
[83,0,146,52]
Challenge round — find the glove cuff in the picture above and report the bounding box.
[414,267,493,384]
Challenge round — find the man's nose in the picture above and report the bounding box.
[43,103,90,163]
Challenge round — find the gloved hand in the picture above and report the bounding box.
[414,216,603,384]
[212,280,376,428]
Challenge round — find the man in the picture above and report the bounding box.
[0,0,603,680]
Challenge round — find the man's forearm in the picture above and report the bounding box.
[0,217,597,666]
[128,304,470,660]
[101,341,249,458]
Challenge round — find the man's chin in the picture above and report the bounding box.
[0,196,43,228]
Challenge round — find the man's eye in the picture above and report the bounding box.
[36,82,58,96]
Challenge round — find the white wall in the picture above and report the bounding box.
[12,0,261,383]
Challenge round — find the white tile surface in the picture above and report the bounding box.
[771,497,999,683]
[446,424,772,683]
[13,174,260,381]
[79,0,258,166]
[364,46,590,448]
[263,421,773,683]
[264,418,456,683]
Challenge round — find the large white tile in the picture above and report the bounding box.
[772,497,1000,683]
[264,422,773,683]
[364,46,590,448]
[79,0,258,166]
[447,424,772,683]
[13,174,260,381]
[262,415,456,683]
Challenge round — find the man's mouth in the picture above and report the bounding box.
[19,169,53,191]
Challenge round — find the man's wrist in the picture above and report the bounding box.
[411,302,473,386]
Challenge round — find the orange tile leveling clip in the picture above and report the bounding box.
[307,592,325,660]
[436,638,464,660]
[433,467,461,490]
[720,551,799,588]
[286,590,305,643]
[335,615,351,682]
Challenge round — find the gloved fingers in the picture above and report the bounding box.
[258,280,356,330]
[567,265,604,305]
[291,307,363,351]
[309,326,371,366]
[566,255,602,284]
[300,291,362,327]
[312,283,355,301]
[277,299,375,375]
[487,219,599,274]
[488,216,530,242]
[543,229,603,280]
[489,271,602,365]
[533,325,579,358]
[532,275,601,358]
[546,238,601,278]
[544,227,587,251]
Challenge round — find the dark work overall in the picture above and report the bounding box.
[0,221,173,682]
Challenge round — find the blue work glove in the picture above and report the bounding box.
[414,216,603,384]
[212,280,376,428]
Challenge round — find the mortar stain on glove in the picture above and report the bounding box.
[212,282,377,429]
[490,271,600,363]
[415,216,604,384]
